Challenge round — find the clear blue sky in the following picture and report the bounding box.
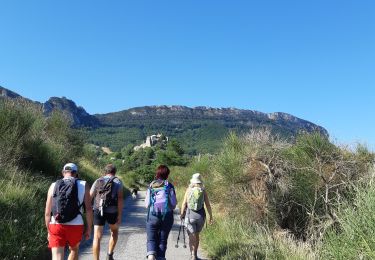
[0,0,374,150]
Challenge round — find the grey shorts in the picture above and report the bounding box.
[184,216,205,234]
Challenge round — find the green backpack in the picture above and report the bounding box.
[187,186,204,211]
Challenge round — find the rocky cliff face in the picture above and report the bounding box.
[0,86,98,127]
[43,97,99,127]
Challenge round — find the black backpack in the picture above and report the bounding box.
[95,176,118,209]
[52,178,82,223]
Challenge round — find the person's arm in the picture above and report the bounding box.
[145,188,150,208]
[89,180,97,202]
[44,184,54,231]
[169,186,177,210]
[204,190,213,224]
[116,184,124,225]
[180,188,189,219]
[83,183,93,240]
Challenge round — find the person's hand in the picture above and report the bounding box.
[84,227,91,240]
[209,216,213,225]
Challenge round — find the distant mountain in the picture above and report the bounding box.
[91,106,328,153]
[0,86,328,154]
[43,97,99,127]
[0,86,98,127]
[96,105,327,136]
[0,86,35,101]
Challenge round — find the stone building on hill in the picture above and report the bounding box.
[134,134,168,150]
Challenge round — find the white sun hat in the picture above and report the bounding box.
[190,173,203,184]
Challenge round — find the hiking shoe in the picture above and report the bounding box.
[106,253,114,260]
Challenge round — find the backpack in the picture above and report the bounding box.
[52,178,82,223]
[187,186,204,211]
[147,180,171,220]
[95,176,118,211]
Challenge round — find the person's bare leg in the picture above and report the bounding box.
[188,232,196,258]
[51,247,64,260]
[68,244,80,260]
[93,225,104,260]
[108,224,119,255]
[194,233,200,258]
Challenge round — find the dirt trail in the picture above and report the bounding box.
[79,191,208,260]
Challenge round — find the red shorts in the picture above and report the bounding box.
[48,224,84,248]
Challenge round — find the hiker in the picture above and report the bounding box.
[90,164,124,260]
[180,173,213,260]
[44,163,93,260]
[145,165,177,260]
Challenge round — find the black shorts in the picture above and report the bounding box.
[93,210,118,226]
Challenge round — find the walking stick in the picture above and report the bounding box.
[175,219,183,248]
[182,220,187,248]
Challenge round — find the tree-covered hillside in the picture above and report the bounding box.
[89,106,328,154]
[0,87,329,155]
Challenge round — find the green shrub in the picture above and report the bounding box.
[0,100,83,175]
[321,168,375,259]
[202,217,316,260]
[0,168,51,259]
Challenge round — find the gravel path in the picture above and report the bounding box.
[79,191,208,260]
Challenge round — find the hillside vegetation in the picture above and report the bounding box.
[0,99,101,259]
[2,94,374,259]
[88,106,328,154]
[170,129,374,259]
[0,87,329,155]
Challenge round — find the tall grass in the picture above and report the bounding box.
[0,167,51,259]
[172,129,375,259]
[0,99,98,259]
[321,167,375,259]
[202,217,316,260]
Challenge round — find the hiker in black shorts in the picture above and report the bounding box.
[90,164,124,260]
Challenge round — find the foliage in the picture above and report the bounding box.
[0,99,98,259]
[85,122,254,154]
[321,167,375,259]
[202,217,316,260]
[0,99,83,175]
[171,129,374,259]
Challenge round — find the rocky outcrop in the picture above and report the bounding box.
[43,97,99,127]
[0,86,99,127]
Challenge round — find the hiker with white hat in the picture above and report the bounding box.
[180,173,213,260]
[45,163,93,260]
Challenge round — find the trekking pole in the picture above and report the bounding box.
[175,220,183,248]
[182,220,187,248]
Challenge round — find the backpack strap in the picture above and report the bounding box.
[146,185,153,222]
[76,178,85,213]
[162,183,170,221]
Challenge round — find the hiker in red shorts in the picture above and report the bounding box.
[44,163,93,260]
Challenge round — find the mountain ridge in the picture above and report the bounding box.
[0,86,328,153]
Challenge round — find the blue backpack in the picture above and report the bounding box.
[147,180,171,220]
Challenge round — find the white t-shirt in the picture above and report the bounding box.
[49,178,86,225]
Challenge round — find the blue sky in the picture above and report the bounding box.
[0,0,374,150]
